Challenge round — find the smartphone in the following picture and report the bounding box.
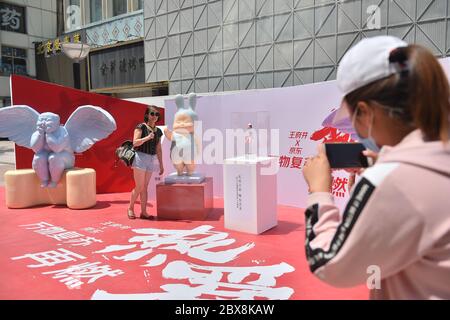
[325,143,369,169]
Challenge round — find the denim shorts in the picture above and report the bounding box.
[132,151,160,172]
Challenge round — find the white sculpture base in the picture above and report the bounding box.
[164,172,206,184]
[223,156,278,235]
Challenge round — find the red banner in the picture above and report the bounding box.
[10,75,165,194]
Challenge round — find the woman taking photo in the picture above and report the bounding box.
[302,36,450,299]
[128,106,164,220]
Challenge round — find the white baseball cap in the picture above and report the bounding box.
[332,36,409,124]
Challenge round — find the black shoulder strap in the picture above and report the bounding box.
[140,123,148,137]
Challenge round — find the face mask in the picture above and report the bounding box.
[351,108,381,153]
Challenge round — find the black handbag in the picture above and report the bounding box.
[115,140,136,167]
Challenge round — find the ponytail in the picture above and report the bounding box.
[408,45,449,142]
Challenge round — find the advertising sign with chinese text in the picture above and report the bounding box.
[0,3,26,34]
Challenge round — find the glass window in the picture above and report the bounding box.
[133,0,143,11]
[1,46,27,76]
[13,48,27,58]
[68,0,80,11]
[1,97,12,108]
[13,58,27,75]
[89,0,102,23]
[112,0,127,16]
[1,57,13,76]
[1,46,13,56]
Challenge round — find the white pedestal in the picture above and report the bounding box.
[223,156,278,234]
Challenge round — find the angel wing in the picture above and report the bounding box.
[65,105,117,153]
[0,105,40,148]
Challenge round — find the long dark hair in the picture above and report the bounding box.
[345,44,449,143]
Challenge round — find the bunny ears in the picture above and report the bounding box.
[175,93,197,111]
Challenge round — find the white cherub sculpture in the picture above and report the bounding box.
[0,105,116,188]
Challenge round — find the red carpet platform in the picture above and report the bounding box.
[0,187,368,300]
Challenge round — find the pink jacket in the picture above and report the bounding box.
[305,130,450,300]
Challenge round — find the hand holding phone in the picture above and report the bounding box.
[325,143,370,169]
[303,144,333,193]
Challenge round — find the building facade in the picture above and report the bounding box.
[0,0,58,108]
[143,0,450,95]
[35,28,90,90]
[34,0,164,97]
[49,0,167,97]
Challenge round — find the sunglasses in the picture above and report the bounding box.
[150,112,160,117]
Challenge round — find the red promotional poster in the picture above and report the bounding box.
[10,75,165,194]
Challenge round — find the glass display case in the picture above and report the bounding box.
[230,111,270,158]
